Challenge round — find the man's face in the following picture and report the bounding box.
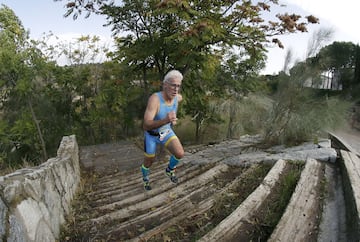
[165,78,182,98]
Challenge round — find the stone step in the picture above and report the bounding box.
[339,150,360,240]
[268,158,325,241]
[81,163,223,225]
[92,157,166,185]
[86,163,204,205]
[87,163,258,240]
[93,183,218,239]
[340,150,360,212]
[129,165,262,242]
[198,159,288,241]
[89,163,216,212]
[61,136,353,241]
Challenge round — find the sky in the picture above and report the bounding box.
[1,0,359,74]
[264,0,360,74]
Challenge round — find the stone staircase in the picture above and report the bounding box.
[60,136,359,241]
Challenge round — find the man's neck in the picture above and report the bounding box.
[161,91,173,104]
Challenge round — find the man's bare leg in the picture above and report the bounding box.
[165,138,184,183]
[141,156,155,190]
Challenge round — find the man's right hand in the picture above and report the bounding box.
[168,111,178,126]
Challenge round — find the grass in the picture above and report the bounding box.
[251,161,305,240]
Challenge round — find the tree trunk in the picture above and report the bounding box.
[28,98,48,161]
[354,45,360,86]
[195,117,201,144]
[227,100,236,139]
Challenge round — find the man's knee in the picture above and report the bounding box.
[144,156,155,167]
[174,148,185,159]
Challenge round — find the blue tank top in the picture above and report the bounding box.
[153,92,178,132]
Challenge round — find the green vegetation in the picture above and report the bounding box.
[263,72,351,146]
[0,2,358,172]
[256,161,305,239]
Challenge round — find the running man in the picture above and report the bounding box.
[141,70,185,190]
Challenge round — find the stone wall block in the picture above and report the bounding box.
[0,135,80,241]
[8,213,27,242]
[0,197,7,239]
[11,199,52,241]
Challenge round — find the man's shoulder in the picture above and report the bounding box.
[151,92,161,98]
[177,94,183,102]
[148,92,160,103]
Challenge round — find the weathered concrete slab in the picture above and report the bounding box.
[184,138,337,166]
[80,141,143,174]
[198,159,287,241]
[268,158,324,242]
[224,146,337,165]
[329,132,360,157]
[318,163,347,242]
[340,150,360,237]
[341,150,360,211]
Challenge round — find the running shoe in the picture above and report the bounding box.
[143,180,152,191]
[165,167,178,183]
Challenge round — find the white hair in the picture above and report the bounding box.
[163,70,183,83]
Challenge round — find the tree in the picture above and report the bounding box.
[306,28,333,58]
[315,41,357,95]
[263,35,353,146]
[354,45,360,99]
[35,31,147,145]
[263,70,350,146]
[58,0,318,78]
[47,35,112,144]
[0,5,55,165]
[56,0,319,142]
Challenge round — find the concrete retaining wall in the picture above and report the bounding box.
[0,135,80,242]
[340,150,360,240]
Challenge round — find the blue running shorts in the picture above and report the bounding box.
[144,128,177,158]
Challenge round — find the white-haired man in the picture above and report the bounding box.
[141,70,185,190]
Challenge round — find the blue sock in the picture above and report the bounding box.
[168,155,179,170]
[141,164,150,181]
